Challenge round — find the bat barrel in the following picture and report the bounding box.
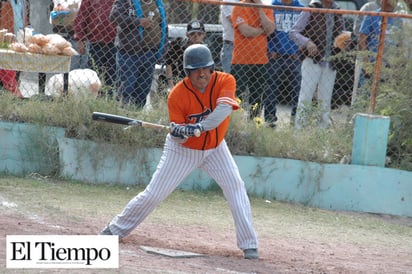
[92,112,141,126]
[92,112,200,137]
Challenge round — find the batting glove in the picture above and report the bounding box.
[170,122,186,139]
[183,123,204,137]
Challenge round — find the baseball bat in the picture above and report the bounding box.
[91,112,201,137]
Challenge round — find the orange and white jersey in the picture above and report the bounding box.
[168,71,239,150]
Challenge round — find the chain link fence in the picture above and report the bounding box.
[0,0,411,169]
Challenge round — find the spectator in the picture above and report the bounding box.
[355,0,402,100]
[73,0,117,97]
[220,0,239,73]
[353,0,381,36]
[110,0,167,109]
[0,0,23,98]
[51,0,88,70]
[351,0,381,102]
[290,0,345,129]
[353,0,403,36]
[0,70,23,98]
[231,0,275,120]
[264,0,303,128]
[99,44,259,260]
[164,19,206,89]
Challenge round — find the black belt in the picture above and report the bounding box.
[223,40,233,44]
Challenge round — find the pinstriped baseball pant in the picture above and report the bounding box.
[108,134,258,250]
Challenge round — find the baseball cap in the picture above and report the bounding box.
[187,20,205,34]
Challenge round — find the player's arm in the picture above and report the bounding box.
[199,73,237,130]
[169,104,232,139]
[199,103,232,131]
[171,103,232,139]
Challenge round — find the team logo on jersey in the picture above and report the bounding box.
[188,108,211,123]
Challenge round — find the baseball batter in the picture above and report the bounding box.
[100,44,259,259]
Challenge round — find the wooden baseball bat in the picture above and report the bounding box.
[91,112,201,137]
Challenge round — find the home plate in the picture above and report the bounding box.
[140,245,205,258]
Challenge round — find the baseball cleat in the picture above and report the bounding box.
[99,225,113,235]
[243,248,259,259]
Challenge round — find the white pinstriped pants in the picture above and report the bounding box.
[295,57,337,129]
[109,134,258,250]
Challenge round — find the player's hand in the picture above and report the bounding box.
[183,123,204,137]
[170,122,186,139]
[170,123,204,138]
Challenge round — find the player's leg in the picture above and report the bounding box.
[105,135,202,238]
[200,140,258,251]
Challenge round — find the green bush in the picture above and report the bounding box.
[0,91,355,166]
[376,55,412,171]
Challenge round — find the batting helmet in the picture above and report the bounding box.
[183,44,214,75]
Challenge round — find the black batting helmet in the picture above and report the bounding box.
[183,44,214,75]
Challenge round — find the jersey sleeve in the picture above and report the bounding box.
[216,73,239,110]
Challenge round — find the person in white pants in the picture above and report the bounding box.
[289,0,345,129]
[297,58,337,129]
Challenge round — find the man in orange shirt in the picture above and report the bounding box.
[100,44,259,260]
[231,0,275,119]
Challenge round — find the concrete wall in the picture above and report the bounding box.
[0,122,65,174]
[57,137,412,218]
[1,122,411,218]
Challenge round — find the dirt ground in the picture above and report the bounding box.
[1,209,412,274]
